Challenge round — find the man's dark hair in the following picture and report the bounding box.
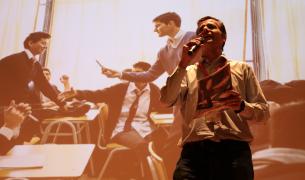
[23,32,51,49]
[133,61,151,71]
[196,16,227,50]
[153,12,181,27]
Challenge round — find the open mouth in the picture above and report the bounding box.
[203,35,214,42]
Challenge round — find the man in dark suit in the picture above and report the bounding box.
[0,32,64,108]
[60,61,168,148]
[0,32,65,141]
[0,101,31,155]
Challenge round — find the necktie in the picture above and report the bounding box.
[123,89,145,131]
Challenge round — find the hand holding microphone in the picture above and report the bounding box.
[188,36,206,55]
[179,36,206,68]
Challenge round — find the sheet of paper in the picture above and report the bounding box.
[0,154,45,169]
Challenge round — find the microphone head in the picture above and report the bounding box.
[187,36,205,55]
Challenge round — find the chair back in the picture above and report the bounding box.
[96,103,109,149]
[147,141,169,180]
[95,103,133,179]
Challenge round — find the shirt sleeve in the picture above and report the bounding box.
[160,67,187,107]
[0,126,14,140]
[239,64,270,122]
[121,53,165,83]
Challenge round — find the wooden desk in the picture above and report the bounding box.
[0,144,94,178]
[41,109,99,176]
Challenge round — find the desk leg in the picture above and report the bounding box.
[76,123,82,143]
[52,123,62,143]
[85,123,95,176]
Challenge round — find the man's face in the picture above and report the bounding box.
[43,70,51,81]
[28,38,49,55]
[153,21,173,37]
[197,19,226,51]
[132,67,147,88]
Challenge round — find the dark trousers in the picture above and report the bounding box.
[174,139,254,180]
[110,130,152,179]
[111,129,151,155]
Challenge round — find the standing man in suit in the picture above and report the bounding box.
[100,12,196,175]
[0,32,64,108]
[0,101,31,155]
[0,32,66,141]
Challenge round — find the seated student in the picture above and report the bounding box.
[0,101,32,155]
[59,61,169,178]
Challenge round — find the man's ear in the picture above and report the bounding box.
[222,34,227,44]
[28,40,34,47]
[168,20,176,27]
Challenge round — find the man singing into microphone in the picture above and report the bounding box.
[160,16,270,180]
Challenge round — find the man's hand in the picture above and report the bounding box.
[57,88,77,102]
[4,100,31,129]
[213,90,244,112]
[60,74,71,91]
[100,66,121,78]
[179,37,204,68]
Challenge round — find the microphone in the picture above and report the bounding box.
[187,36,206,55]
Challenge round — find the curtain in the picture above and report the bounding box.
[257,0,305,82]
[0,0,39,59]
[47,0,251,89]
[251,0,267,80]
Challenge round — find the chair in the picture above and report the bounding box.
[40,119,78,144]
[147,141,169,180]
[40,107,99,176]
[253,147,305,180]
[96,103,130,179]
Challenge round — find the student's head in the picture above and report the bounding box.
[196,16,227,51]
[23,32,51,55]
[153,12,181,37]
[132,61,151,72]
[42,67,51,81]
[132,61,151,89]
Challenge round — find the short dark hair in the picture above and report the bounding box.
[196,16,227,50]
[133,61,151,71]
[122,68,132,73]
[23,32,51,49]
[153,12,181,27]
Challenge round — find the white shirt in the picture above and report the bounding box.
[111,83,152,138]
[24,49,39,60]
[168,29,187,48]
[0,126,20,140]
[25,49,39,92]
